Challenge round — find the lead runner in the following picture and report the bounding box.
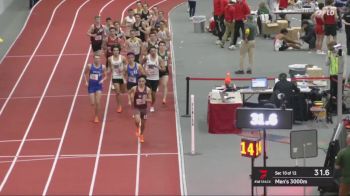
[129,75,152,143]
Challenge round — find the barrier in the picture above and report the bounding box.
[182,76,330,117]
[191,94,195,155]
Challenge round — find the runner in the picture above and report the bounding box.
[134,0,144,14]
[142,31,159,57]
[274,28,302,51]
[126,29,143,62]
[323,0,338,44]
[158,41,171,104]
[84,55,108,123]
[126,52,145,106]
[109,45,127,113]
[122,9,136,38]
[104,17,114,35]
[130,75,152,143]
[157,20,171,47]
[141,3,151,21]
[103,27,121,70]
[142,46,165,112]
[87,15,106,55]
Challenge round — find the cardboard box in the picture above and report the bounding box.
[277,20,288,31]
[286,27,302,41]
[262,22,279,35]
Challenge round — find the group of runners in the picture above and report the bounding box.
[84,1,171,143]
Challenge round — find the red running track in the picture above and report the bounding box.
[0,0,185,195]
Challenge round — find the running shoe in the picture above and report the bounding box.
[117,106,122,113]
[246,69,252,74]
[162,98,166,105]
[215,40,222,45]
[139,134,144,143]
[228,45,236,50]
[93,116,100,123]
[150,107,155,112]
[111,85,115,90]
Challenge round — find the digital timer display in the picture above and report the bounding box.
[241,138,262,158]
[236,108,293,129]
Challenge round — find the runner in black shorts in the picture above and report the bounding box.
[158,41,170,104]
[130,75,152,143]
[126,52,145,105]
[109,45,127,113]
[87,16,106,55]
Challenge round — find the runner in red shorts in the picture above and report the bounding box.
[322,0,338,44]
[312,3,325,54]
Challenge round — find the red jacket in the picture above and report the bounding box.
[233,1,250,21]
[214,0,228,16]
[224,4,236,22]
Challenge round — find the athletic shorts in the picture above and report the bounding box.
[159,67,169,78]
[127,82,137,90]
[112,79,124,84]
[88,83,102,94]
[91,42,102,52]
[315,25,324,35]
[324,24,337,36]
[134,108,147,120]
[279,41,289,51]
[146,79,159,92]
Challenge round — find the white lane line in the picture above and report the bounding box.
[0,0,43,65]
[149,0,168,9]
[41,1,95,194]
[6,53,89,58]
[0,0,88,193]
[89,1,140,195]
[0,152,179,164]
[0,1,66,118]
[135,141,141,196]
[169,2,188,195]
[0,92,175,100]
[0,138,60,143]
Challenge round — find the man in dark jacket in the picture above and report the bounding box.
[273,73,300,108]
[301,20,316,50]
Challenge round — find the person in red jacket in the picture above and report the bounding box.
[220,0,236,48]
[229,0,250,49]
[213,0,229,44]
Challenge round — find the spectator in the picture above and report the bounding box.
[343,6,350,55]
[311,3,326,54]
[220,0,236,48]
[272,73,300,108]
[229,0,250,50]
[257,2,272,38]
[335,134,350,196]
[235,15,257,74]
[213,0,229,44]
[325,41,340,99]
[274,28,302,51]
[188,0,197,19]
[300,20,316,50]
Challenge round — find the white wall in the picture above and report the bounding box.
[0,0,14,15]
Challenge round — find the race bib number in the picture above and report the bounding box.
[136,98,146,105]
[95,35,102,41]
[135,31,141,36]
[90,73,99,81]
[128,76,136,83]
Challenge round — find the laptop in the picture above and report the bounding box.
[251,77,268,90]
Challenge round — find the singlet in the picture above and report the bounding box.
[125,16,136,26]
[147,40,159,50]
[106,36,120,57]
[141,10,150,20]
[323,6,337,25]
[128,38,141,55]
[145,54,160,80]
[134,86,147,109]
[89,64,103,86]
[158,50,168,67]
[157,29,167,41]
[111,55,124,79]
[132,22,142,37]
[127,63,139,83]
[90,24,104,43]
[315,10,324,26]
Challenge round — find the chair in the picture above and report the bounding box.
[310,101,327,126]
